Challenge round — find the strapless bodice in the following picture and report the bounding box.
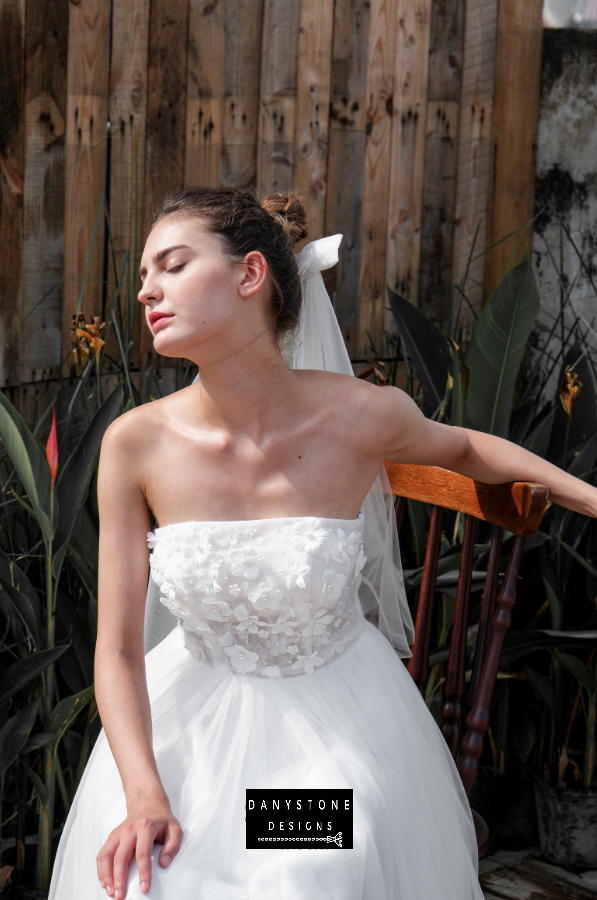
[147,515,367,677]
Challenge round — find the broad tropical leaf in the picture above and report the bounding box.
[550,649,597,695]
[48,686,94,744]
[54,385,123,552]
[465,253,540,437]
[387,287,451,417]
[0,578,41,648]
[0,699,40,778]
[524,663,555,709]
[0,647,68,706]
[523,407,556,459]
[0,391,54,542]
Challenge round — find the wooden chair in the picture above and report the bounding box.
[383,463,548,858]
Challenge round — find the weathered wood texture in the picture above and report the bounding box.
[0,0,544,388]
[485,0,544,295]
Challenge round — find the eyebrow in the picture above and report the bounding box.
[139,244,191,277]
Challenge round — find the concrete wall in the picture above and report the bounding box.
[532,29,597,397]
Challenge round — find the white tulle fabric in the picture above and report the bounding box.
[287,235,414,658]
[50,519,483,899]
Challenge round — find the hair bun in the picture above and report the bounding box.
[260,192,308,249]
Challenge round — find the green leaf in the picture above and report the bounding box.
[387,287,451,418]
[0,547,40,612]
[558,538,597,580]
[0,699,40,778]
[21,759,48,805]
[465,252,540,437]
[524,663,554,709]
[550,649,597,696]
[54,385,123,553]
[48,686,94,744]
[523,408,556,458]
[22,732,55,753]
[0,577,41,648]
[0,390,54,542]
[0,647,68,706]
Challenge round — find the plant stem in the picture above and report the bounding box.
[36,527,56,892]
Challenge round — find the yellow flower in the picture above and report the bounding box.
[559,366,583,424]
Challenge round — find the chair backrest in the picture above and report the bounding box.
[383,462,548,801]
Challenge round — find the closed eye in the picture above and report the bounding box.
[167,263,186,274]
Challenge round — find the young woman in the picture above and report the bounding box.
[49,188,597,900]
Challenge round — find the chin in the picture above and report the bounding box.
[151,331,192,359]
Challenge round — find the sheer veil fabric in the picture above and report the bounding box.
[144,234,415,658]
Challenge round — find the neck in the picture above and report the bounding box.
[189,330,300,434]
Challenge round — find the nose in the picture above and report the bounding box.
[138,271,163,307]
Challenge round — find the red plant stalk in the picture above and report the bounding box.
[46,407,58,490]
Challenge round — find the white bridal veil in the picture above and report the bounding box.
[144,234,415,658]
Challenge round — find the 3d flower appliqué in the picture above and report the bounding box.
[149,517,365,677]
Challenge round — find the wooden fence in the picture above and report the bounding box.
[0,0,544,393]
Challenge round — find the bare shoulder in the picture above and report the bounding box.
[294,370,421,453]
[101,389,185,461]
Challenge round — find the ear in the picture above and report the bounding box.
[239,251,268,297]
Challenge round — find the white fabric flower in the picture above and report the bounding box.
[224,644,259,673]
[324,528,358,564]
[228,583,242,596]
[230,548,262,581]
[248,582,283,611]
[279,557,311,590]
[291,652,324,675]
[201,599,233,621]
[291,519,328,553]
[234,602,267,633]
[353,547,367,577]
[194,570,222,598]
[182,615,214,634]
[147,531,159,549]
[320,570,348,605]
[268,609,297,636]
[265,634,289,657]
[184,529,213,565]
[261,666,281,678]
[302,608,334,637]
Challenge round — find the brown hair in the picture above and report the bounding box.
[151,186,308,337]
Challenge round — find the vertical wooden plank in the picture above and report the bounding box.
[221,0,264,190]
[256,0,301,197]
[418,0,466,325]
[0,0,24,387]
[292,0,334,241]
[20,0,68,385]
[62,0,111,375]
[485,0,543,294]
[356,0,398,348]
[325,0,371,350]
[141,0,189,371]
[109,0,150,323]
[385,0,432,302]
[185,0,226,187]
[451,0,498,335]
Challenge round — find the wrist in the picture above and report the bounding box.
[125,780,170,812]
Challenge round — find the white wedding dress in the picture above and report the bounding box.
[49,512,484,900]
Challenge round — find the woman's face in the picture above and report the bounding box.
[138,215,271,363]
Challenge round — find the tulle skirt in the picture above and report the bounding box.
[49,620,484,900]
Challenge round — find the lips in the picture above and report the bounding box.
[148,311,174,332]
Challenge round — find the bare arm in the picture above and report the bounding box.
[379,386,597,518]
[95,415,182,898]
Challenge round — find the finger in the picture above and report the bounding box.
[134,828,157,894]
[112,832,137,900]
[158,821,183,868]
[97,833,120,896]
